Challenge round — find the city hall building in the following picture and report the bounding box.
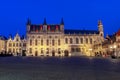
[25,18,104,57]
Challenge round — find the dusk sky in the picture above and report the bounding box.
[0,0,120,37]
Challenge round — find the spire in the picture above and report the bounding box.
[60,18,64,25]
[16,32,20,37]
[98,20,102,26]
[43,18,47,25]
[27,18,31,25]
[9,34,12,39]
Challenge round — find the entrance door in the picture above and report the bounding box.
[22,50,26,56]
[52,51,55,56]
[64,50,69,57]
[35,51,38,56]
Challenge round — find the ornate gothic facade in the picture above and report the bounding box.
[25,18,104,56]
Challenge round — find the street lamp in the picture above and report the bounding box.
[113,45,117,57]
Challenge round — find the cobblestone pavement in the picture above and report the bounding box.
[0,57,120,80]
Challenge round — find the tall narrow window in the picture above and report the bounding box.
[70,38,73,44]
[35,39,37,46]
[8,48,11,52]
[65,38,68,44]
[30,39,32,46]
[23,43,26,47]
[81,38,83,44]
[47,39,49,46]
[16,38,19,42]
[52,39,55,46]
[76,38,79,44]
[19,43,21,47]
[71,48,75,52]
[13,43,15,47]
[86,38,88,44]
[9,43,12,47]
[13,48,15,53]
[58,39,60,46]
[29,48,32,54]
[16,43,18,47]
[90,38,92,44]
[41,39,43,46]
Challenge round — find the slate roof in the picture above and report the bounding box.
[64,29,99,34]
[0,35,7,40]
[30,24,61,32]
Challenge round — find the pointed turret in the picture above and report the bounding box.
[60,18,64,25]
[43,18,47,25]
[60,18,64,33]
[98,20,104,39]
[26,18,31,25]
[98,20,102,26]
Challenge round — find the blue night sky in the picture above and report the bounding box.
[0,0,120,37]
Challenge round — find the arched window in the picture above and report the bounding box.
[30,39,32,46]
[70,38,73,44]
[58,39,60,46]
[76,38,79,44]
[65,38,68,44]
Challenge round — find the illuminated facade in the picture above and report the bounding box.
[26,18,104,56]
[0,36,6,53]
[102,29,120,57]
[7,34,26,56]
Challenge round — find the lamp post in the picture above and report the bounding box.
[113,45,117,58]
